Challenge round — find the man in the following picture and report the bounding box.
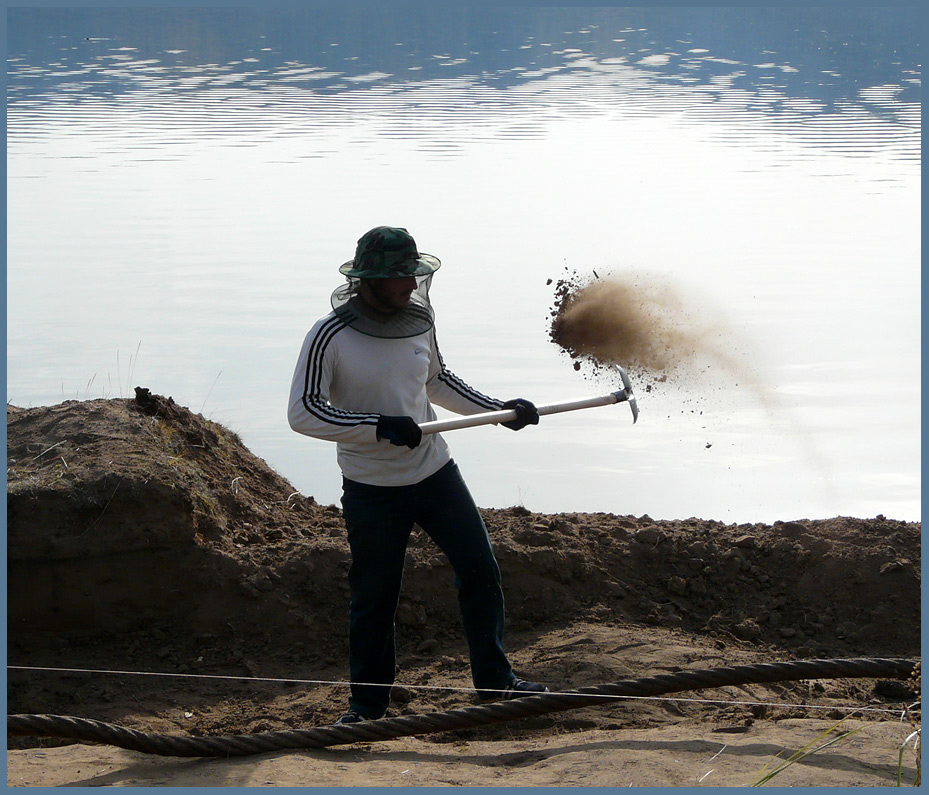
[288,226,548,725]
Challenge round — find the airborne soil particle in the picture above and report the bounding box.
[5,393,921,786]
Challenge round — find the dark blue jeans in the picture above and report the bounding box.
[340,460,514,718]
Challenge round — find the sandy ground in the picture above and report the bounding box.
[7,718,919,787]
[6,395,921,787]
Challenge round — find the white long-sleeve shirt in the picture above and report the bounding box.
[288,311,504,486]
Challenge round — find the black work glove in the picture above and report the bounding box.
[500,398,540,431]
[376,415,423,449]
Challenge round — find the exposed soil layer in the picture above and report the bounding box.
[6,393,921,785]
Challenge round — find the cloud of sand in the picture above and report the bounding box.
[549,273,751,387]
[549,271,835,494]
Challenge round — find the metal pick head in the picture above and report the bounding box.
[616,365,639,424]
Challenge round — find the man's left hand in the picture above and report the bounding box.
[501,398,540,431]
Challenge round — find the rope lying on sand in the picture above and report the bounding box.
[8,657,917,758]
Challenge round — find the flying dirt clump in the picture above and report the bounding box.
[548,269,750,392]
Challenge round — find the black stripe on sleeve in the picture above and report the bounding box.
[301,316,380,428]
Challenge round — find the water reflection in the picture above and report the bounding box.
[8,7,920,164]
[6,7,921,522]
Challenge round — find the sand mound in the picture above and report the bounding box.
[6,393,920,785]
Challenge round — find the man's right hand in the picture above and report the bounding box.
[376,415,423,449]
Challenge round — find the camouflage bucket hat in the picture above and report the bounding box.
[339,226,441,279]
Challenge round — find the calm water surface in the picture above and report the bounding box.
[6,8,921,523]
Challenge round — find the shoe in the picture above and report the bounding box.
[480,678,549,702]
[334,710,365,725]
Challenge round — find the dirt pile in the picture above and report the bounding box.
[6,393,920,758]
[7,390,340,638]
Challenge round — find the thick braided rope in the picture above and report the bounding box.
[8,657,917,758]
